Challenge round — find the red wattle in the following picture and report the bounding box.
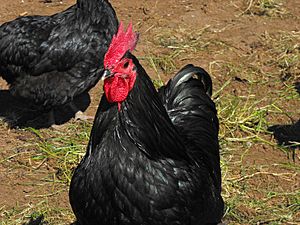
[104,76,130,103]
[103,70,136,111]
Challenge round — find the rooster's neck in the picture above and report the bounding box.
[113,54,189,161]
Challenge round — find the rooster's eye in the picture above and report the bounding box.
[123,61,129,69]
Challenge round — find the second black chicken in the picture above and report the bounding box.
[0,0,118,125]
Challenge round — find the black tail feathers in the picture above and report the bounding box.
[169,64,213,96]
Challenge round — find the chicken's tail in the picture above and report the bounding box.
[164,64,213,97]
[158,65,224,222]
[158,63,221,189]
[159,64,216,119]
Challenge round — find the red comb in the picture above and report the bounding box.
[104,22,139,69]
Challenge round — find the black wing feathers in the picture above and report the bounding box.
[0,16,55,68]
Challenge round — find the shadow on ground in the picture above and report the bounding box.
[268,83,300,149]
[22,214,78,225]
[0,90,90,129]
[295,81,300,95]
[268,120,300,148]
[22,215,47,225]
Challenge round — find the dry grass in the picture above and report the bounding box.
[240,0,289,17]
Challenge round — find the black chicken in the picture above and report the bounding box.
[0,0,118,124]
[69,23,224,225]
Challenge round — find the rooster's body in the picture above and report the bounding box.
[70,24,224,225]
[0,0,118,113]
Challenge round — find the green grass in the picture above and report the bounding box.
[31,122,91,183]
[241,0,288,17]
[0,122,92,224]
[218,91,299,224]
[1,201,74,225]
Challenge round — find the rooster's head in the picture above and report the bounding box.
[102,22,139,108]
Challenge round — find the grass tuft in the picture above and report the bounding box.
[241,0,288,17]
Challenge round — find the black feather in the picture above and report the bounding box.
[158,64,221,191]
[70,53,224,225]
[0,0,118,109]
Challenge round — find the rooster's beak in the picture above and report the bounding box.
[102,69,114,81]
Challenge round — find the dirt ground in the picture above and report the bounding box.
[0,0,299,224]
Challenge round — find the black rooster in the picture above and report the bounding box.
[0,0,118,124]
[69,23,224,225]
